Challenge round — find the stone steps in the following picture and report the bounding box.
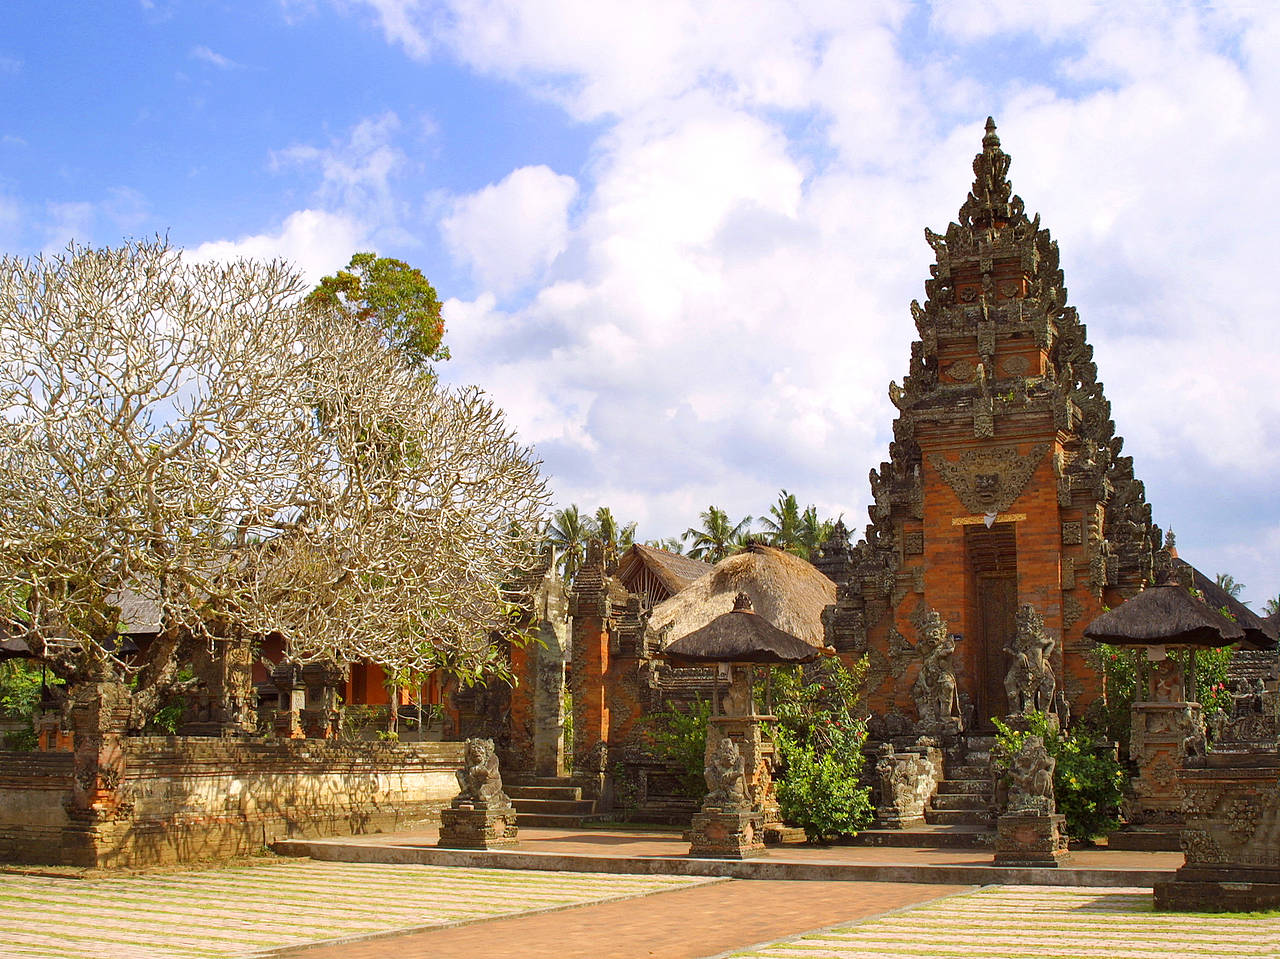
[934,778,990,795]
[929,793,990,811]
[506,779,600,828]
[923,736,996,828]
[924,807,995,826]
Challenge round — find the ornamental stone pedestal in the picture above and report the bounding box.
[438,738,519,850]
[1154,695,1280,911]
[688,736,765,859]
[994,734,1070,867]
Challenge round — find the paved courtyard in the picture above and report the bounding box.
[1,860,1275,959]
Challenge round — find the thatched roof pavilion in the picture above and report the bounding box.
[615,543,712,608]
[1173,559,1279,648]
[1084,583,1270,650]
[663,593,822,665]
[647,543,835,649]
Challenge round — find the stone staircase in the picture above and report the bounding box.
[506,777,602,828]
[924,734,997,828]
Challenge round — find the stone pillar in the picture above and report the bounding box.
[300,662,345,739]
[507,560,569,778]
[569,541,611,782]
[62,680,133,867]
[707,710,783,839]
[179,635,256,737]
[271,663,305,738]
[1127,654,1201,825]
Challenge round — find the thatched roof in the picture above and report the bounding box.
[1174,559,1278,648]
[0,635,32,660]
[664,593,821,664]
[616,544,712,603]
[1084,584,1250,648]
[647,543,835,648]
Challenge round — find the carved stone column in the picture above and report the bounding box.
[271,663,305,739]
[688,736,765,859]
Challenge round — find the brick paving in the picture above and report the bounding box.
[0,860,711,959]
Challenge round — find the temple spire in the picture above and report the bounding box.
[959,116,1022,230]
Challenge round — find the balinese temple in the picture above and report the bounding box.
[816,118,1169,734]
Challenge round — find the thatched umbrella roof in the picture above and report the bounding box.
[1084,584,1250,648]
[663,593,822,664]
[648,543,835,648]
[1173,559,1278,648]
[0,635,32,660]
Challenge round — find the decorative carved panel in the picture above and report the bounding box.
[929,443,1050,515]
[903,530,924,555]
[1060,556,1075,590]
[1061,521,1082,545]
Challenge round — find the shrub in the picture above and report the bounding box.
[768,656,873,842]
[993,710,1125,841]
[648,697,710,798]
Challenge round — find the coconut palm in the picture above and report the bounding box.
[593,506,638,567]
[797,506,836,560]
[1264,595,1279,617]
[1215,572,1246,601]
[547,504,591,581]
[682,506,753,563]
[759,490,803,554]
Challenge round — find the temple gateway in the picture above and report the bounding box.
[815,117,1168,738]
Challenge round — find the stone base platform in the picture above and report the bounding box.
[438,803,519,850]
[994,813,1070,868]
[1105,826,1181,852]
[688,809,765,859]
[1154,878,1280,912]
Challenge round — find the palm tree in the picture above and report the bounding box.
[593,506,637,567]
[547,504,590,581]
[682,506,752,563]
[645,537,685,554]
[759,490,803,554]
[1215,572,1246,600]
[1264,595,1279,617]
[797,506,835,560]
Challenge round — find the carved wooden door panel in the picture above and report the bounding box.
[977,573,1017,730]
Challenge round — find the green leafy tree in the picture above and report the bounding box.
[1265,595,1280,617]
[547,505,591,581]
[307,252,447,369]
[648,697,712,797]
[682,506,752,563]
[759,490,802,553]
[797,506,835,560]
[1214,572,1245,600]
[593,506,637,566]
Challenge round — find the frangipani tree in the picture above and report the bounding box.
[0,239,548,724]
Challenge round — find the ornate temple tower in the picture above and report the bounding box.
[819,118,1169,732]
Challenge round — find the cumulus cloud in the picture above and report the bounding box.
[296,1,1280,602]
[189,208,369,285]
[441,165,578,294]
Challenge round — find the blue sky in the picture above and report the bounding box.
[3,1,1279,608]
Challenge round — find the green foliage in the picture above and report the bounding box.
[682,506,753,563]
[1214,572,1245,600]
[993,711,1125,841]
[1,661,55,751]
[767,656,873,842]
[648,698,711,798]
[546,503,641,580]
[1265,595,1280,617]
[562,691,574,770]
[1193,646,1231,718]
[308,252,447,368]
[1087,643,1139,751]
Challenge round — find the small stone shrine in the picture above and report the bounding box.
[437,737,519,850]
[994,734,1070,866]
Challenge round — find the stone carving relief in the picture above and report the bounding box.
[911,610,961,734]
[1006,735,1056,815]
[1062,595,1084,630]
[704,736,747,809]
[1004,604,1056,716]
[455,738,511,807]
[1061,521,1082,545]
[929,443,1050,515]
[946,359,977,382]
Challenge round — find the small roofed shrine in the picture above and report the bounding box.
[665,592,822,856]
[815,117,1172,743]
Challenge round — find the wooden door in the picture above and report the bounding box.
[976,573,1017,730]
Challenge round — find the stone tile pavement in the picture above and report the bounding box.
[728,884,1280,959]
[0,859,713,958]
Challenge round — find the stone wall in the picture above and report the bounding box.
[0,738,464,868]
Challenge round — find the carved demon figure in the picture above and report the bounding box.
[704,736,748,808]
[455,737,509,806]
[1007,735,1056,815]
[912,610,961,730]
[1005,604,1056,716]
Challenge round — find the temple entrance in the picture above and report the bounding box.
[967,523,1017,731]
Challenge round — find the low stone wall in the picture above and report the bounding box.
[0,738,464,868]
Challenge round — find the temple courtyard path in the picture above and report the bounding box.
[2,858,1277,959]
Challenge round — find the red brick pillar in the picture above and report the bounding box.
[569,541,611,778]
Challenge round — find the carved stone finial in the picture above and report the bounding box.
[983,115,1000,150]
[959,115,1023,230]
[732,591,753,612]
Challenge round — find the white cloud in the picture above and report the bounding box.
[190,45,241,70]
[441,165,577,294]
[189,208,368,285]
